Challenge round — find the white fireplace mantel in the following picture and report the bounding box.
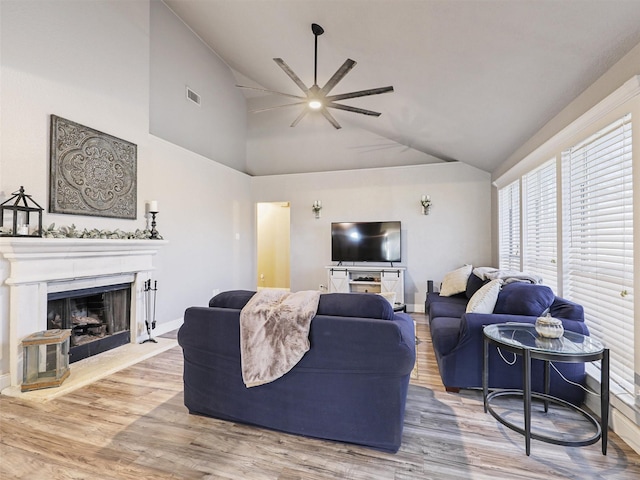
[0,238,167,387]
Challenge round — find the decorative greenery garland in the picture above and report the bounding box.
[0,223,158,239]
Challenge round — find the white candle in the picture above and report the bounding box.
[17,225,29,235]
[149,200,158,212]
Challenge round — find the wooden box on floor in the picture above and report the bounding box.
[21,329,71,392]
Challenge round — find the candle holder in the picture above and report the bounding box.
[0,186,44,237]
[149,211,161,239]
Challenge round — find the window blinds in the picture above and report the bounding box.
[563,113,634,395]
[523,159,558,293]
[498,181,521,270]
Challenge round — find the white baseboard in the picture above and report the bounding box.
[0,373,10,392]
[611,408,640,455]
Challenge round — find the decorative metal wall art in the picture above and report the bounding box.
[50,115,137,219]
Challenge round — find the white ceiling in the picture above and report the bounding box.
[164,0,640,175]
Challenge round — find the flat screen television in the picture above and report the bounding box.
[331,221,401,263]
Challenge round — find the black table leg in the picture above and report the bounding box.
[523,348,532,456]
[601,349,610,455]
[543,360,550,413]
[483,337,489,413]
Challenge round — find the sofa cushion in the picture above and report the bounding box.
[209,290,256,309]
[430,300,467,320]
[493,283,555,316]
[466,279,502,314]
[429,316,463,356]
[439,265,473,297]
[317,293,395,320]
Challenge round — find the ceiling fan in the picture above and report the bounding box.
[237,23,394,129]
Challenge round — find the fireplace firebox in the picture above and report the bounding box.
[47,284,132,363]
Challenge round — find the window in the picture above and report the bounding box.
[562,113,633,395]
[498,181,520,270]
[523,159,558,293]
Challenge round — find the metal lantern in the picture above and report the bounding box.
[0,186,44,237]
[21,329,71,392]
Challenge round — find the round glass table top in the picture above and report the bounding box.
[483,323,605,356]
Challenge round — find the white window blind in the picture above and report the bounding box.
[499,181,521,270]
[523,159,558,293]
[563,113,634,395]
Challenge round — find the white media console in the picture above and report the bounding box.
[325,265,405,304]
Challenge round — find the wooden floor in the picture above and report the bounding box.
[1,314,639,479]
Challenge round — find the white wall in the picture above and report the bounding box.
[251,162,492,311]
[0,0,255,387]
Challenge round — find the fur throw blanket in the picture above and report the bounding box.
[473,267,543,285]
[240,289,321,388]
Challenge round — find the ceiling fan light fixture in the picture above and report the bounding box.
[308,99,323,110]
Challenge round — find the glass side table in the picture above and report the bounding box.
[483,323,609,456]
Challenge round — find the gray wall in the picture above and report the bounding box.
[150,0,248,173]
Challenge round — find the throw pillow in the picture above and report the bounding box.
[439,265,473,297]
[466,279,502,314]
[493,283,555,316]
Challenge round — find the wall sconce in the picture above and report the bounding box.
[421,195,432,215]
[312,200,322,219]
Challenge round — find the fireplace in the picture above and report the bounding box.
[47,283,132,363]
[0,238,166,388]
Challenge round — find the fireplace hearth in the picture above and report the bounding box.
[47,283,132,363]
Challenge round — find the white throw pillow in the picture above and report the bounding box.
[466,279,503,314]
[439,265,473,297]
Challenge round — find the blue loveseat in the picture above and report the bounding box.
[426,273,589,405]
[178,290,416,453]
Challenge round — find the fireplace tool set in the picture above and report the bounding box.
[142,279,158,344]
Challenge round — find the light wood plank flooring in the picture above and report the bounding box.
[1,314,639,479]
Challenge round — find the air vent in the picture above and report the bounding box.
[186,86,201,106]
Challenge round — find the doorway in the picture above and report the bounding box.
[256,202,291,290]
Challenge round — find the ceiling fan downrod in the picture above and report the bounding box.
[311,23,324,87]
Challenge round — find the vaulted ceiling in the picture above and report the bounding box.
[164,0,640,175]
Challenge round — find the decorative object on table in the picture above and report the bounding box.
[535,313,565,338]
[0,186,44,237]
[420,194,432,215]
[312,200,322,219]
[21,329,71,392]
[142,279,158,344]
[49,115,137,219]
[147,200,162,239]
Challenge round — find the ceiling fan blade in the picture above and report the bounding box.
[250,102,307,114]
[290,109,308,127]
[320,109,342,129]
[326,103,381,117]
[274,58,310,94]
[236,85,305,100]
[326,86,394,102]
[320,59,356,95]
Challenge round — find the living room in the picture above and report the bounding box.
[1,0,640,477]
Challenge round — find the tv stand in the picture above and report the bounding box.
[326,265,405,304]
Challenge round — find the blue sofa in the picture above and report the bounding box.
[426,274,589,405]
[178,290,416,453]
